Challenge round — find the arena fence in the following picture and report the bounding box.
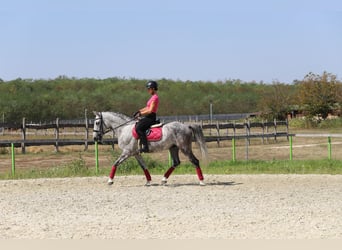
[1,117,341,176]
[0,117,289,153]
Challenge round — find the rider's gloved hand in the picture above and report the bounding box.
[133,111,141,119]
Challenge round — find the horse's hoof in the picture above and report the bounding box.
[199,181,206,186]
[161,177,167,185]
[107,179,114,185]
[145,181,151,186]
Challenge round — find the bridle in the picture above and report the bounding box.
[93,112,112,137]
[93,112,136,137]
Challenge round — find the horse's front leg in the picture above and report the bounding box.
[107,153,130,185]
[135,155,152,186]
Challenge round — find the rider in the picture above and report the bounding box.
[133,81,159,153]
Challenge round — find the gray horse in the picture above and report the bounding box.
[93,111,208,186]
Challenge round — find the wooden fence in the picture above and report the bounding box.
[201,119,289,146]
[0,118,289,154]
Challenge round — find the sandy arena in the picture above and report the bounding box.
[0,174,341,239]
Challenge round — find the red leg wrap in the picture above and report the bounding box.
[109,165,117,179]
[164,167,175,178]
[144,169,152,181]
[196,167,204,181]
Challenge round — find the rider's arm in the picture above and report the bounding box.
[139,100,156,116]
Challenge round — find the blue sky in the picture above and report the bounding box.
[1,0,342,83]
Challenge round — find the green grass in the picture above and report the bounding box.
[204,159,342,174]
[1,156,93,180]
[1,154,341,180]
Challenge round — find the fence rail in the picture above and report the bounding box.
[0,138,116,148]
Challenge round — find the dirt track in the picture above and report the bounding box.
[0,174,341,239]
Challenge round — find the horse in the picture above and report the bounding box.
[92,111,208,186]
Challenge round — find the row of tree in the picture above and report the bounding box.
[0,72,341,123]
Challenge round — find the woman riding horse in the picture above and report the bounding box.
[133,81,159,153]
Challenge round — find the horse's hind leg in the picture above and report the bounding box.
[135,155,152,186]
[162,145,181,185]
[181,147,205,186]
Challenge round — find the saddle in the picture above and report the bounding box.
[132,122,163,142]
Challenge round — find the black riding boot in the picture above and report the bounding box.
[136,116,154,153]
[139,135,149,153]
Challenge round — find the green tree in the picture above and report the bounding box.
[258,82,296,120]
[298,72,339,119]
[1,74,339,123]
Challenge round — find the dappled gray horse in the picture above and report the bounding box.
[93,111,208,186]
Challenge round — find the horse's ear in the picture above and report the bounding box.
[93,111,98,116]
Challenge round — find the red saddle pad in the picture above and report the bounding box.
[132,127,163,141]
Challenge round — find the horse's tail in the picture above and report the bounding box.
[189,125,208,163]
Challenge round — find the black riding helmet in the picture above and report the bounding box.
[146,81,158,90]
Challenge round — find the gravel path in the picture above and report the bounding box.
[0,174,341,239]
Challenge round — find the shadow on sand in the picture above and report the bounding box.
[148,181,243,187]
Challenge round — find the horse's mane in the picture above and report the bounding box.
[106,111,131,121]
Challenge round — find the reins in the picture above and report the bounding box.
[112,118,135,130]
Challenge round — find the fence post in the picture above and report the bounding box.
[328,136,332,160]
[21,117,26,154]
[169,151,172,167]
[246,119,250,145]
[85,109,89,151]
[274,118,277,142]
[1,112,4,136]
[11,143,15,176]
[55,118,59,152]
[111,130,115,150]
[266,119,269,143]
[286,118,289,141]
[216,121,220,147]
[95,141,99,174]
[232,137,236,162]
[262,120,265,144]
[233,121,236,138]
[245,119,249,160]
[289,136,293,160]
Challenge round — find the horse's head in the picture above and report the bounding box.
[93,111,105,143]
